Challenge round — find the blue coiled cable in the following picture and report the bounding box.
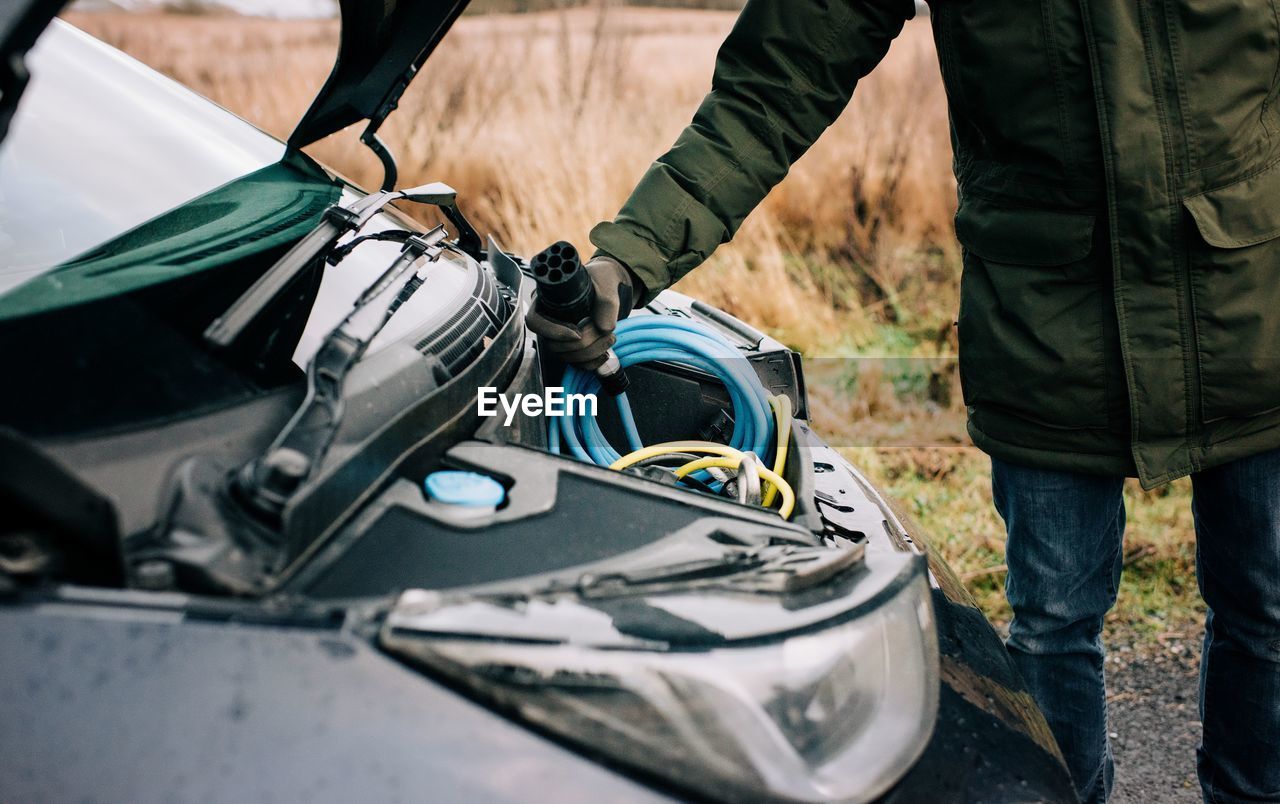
[548,315,776,468]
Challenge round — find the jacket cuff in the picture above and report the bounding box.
[590,221,669,307]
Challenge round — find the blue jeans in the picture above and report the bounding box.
[993,452,1280,804]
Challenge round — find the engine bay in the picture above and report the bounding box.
[1,189,888,604]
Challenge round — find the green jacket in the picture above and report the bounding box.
[591,0,1280,488]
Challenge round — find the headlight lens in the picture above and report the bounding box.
[383,561,938,803]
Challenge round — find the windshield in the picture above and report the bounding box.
[0,21,285,295]
[0,20,350,437]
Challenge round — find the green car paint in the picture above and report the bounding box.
[0,156,342,321]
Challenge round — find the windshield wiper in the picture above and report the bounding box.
[572,543,866,598]
[235,224,449,519]
[203,182,481,350]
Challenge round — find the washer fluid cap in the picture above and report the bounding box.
[425,471,506,508]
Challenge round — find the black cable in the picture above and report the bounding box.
[326,229,415,264]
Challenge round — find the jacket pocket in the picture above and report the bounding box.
[955,198,1111,429]
[1185,159,1280,422]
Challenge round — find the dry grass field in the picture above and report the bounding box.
[63,8,1203,639]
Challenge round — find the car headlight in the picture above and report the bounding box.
[381,550,938,803]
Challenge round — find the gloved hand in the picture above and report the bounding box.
[526,255,637,371]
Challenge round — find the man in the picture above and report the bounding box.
[526,1,1280,802]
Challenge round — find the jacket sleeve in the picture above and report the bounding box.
[591,0,915,303]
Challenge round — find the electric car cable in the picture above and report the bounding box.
[548,315,795,519]
[555,317,774,463]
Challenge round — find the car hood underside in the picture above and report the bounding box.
[0,0,472,150]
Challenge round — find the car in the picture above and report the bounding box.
[0,2,1078,802]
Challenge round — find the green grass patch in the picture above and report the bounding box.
[842,446,1205,644]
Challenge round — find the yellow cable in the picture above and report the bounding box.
[763,395,792,508]
[674,456,796,520]
[610,441,745,472]
[611,427,797,519]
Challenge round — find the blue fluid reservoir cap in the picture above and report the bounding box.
[425,471,506,508]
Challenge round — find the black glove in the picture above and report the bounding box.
[526,255,637,371]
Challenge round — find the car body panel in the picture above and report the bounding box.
[793,438,1077,801]
[887,589,1077,800]
[0,601,669,803]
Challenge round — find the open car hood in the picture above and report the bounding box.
[287,0,470,150]
[0,0,470,153]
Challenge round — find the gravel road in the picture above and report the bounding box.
[1108,638,1204,803]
